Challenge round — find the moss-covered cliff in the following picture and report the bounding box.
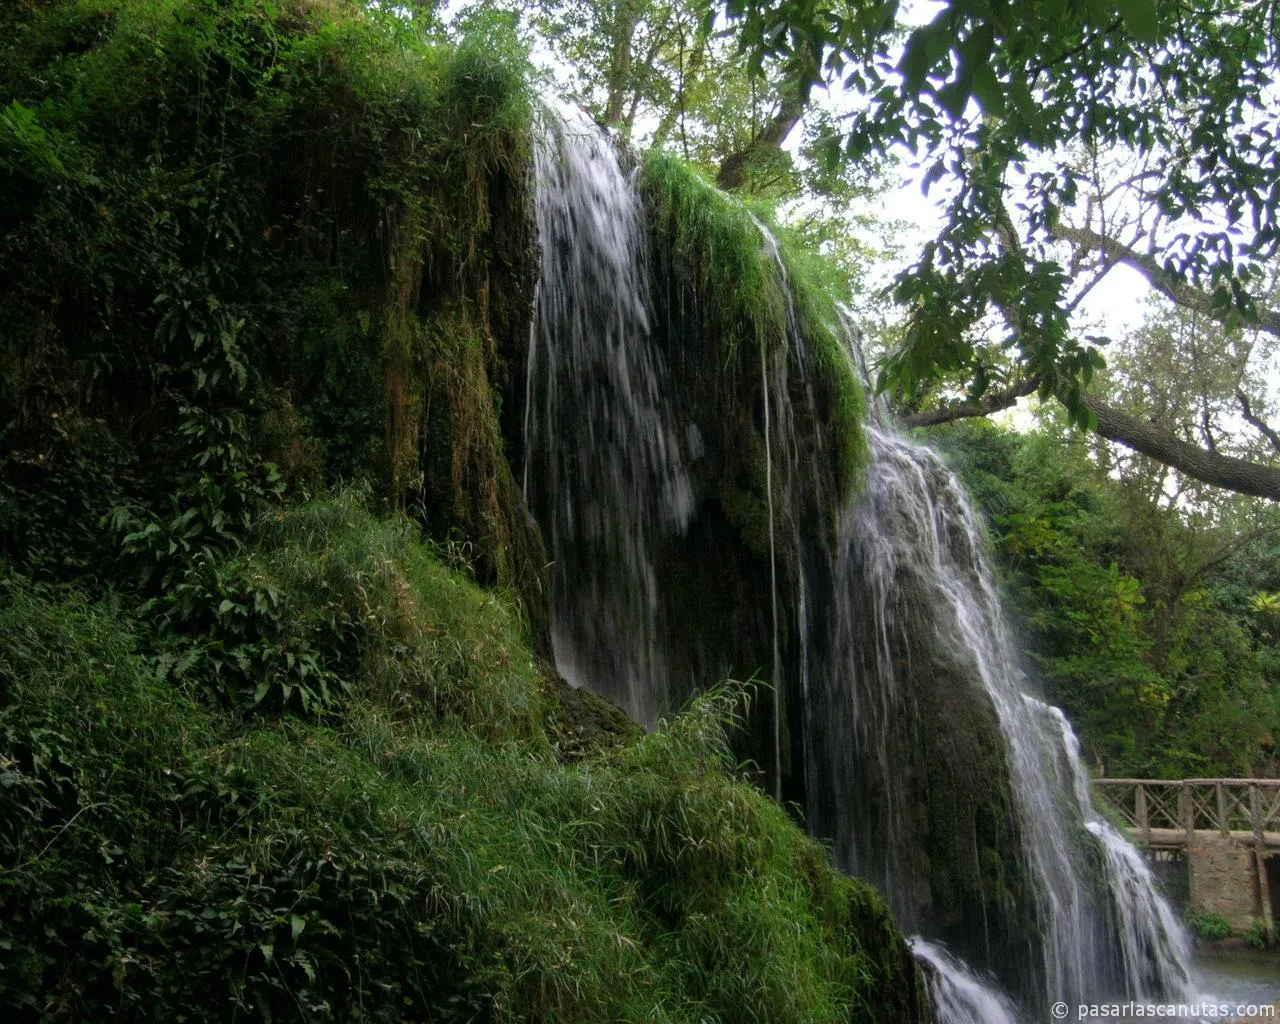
[0,1,931,1020]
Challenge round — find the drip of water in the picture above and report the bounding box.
[913,939,1025,1024]
[759,329,782,801]
[523,104,693,723]
[750,216,797,805]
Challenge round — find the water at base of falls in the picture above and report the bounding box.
[524,105,1195,1024]
[1029,697,1193,998]
[913,939,1023,1024]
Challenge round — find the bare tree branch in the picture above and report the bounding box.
[1236,390,1280,454]
[1080,392,1280,500]
[1053,224,1280,339]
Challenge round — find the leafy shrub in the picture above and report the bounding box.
[1187,911,1232,941]
[1246,919,1272,949]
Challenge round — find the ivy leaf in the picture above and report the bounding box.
[971,64,1005,117]
[1118,0,1159,43]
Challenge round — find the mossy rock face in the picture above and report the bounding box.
[0,7,939,1022]
[0,0,545,637]
[803,553,1046,1008]
[631,153,868,805]
[540,662,643,760]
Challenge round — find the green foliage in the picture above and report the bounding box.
[0,6,935,1020]
[1186,911,1232,941]
[643,150,785,359]
[0,573,925,1022]
[1245,919,1272,950]
[0,0,547,640]
[730,0,1280,413]
[640,149,867,503]
[118,489,538,729]
[933,417,1279,777]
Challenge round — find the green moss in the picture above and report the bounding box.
[641,151,786,363]
[640,150,867,506]
[0,6,931,1020]
[1,0,544,631]
[1,578,927,1022]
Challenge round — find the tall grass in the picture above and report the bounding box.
[1,504,927,1021]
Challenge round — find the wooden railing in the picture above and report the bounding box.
[1093,778,1280,849]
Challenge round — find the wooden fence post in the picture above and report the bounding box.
[1181,783,1194,847]
[1250,784,1274,931]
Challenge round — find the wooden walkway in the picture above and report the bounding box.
[1094,779,1280,932]
[1093,778,1280,849]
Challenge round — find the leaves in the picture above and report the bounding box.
[1117,0,1159,43]
[724,0,1280,422]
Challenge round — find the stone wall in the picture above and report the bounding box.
[1185,835,1268,932]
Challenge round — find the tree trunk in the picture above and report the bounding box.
[603,4,638,127]
[902,382,1280,500]
[716,92,805,191]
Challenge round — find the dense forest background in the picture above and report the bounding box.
[935,414,1280,779]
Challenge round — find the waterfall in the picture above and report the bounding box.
[912,938,1023,1024]
[523,104,693,723]
[805,419,1194,1010]
[1027,698,1194,998]
[523,107,1193,1022]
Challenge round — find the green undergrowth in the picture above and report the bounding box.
[640,151,867,504]
[139,490,542,731]
[0,494,927,1022]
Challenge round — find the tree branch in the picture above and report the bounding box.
[900,377,1280,499]
[1081,392,1280,500]
[900,378,1039,427]
[1236,390,1280,454]
[1183,526,1279,588]
[1053,223,1280,339]
[898,186,1280,500]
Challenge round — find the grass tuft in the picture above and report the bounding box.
[640,150,868,503]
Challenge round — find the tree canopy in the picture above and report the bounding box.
[713,0,1280,496]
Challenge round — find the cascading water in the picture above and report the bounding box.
[523,107,1194,1022]
[912,938,1023,1024]
[805,412,1195,1011]
[522,104,694,723]
[1027,697,1194,998]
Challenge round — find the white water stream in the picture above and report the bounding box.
[523,107,1196,1023]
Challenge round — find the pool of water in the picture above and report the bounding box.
[1192,949,1280,1018]
[1061,952,1280,1022]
